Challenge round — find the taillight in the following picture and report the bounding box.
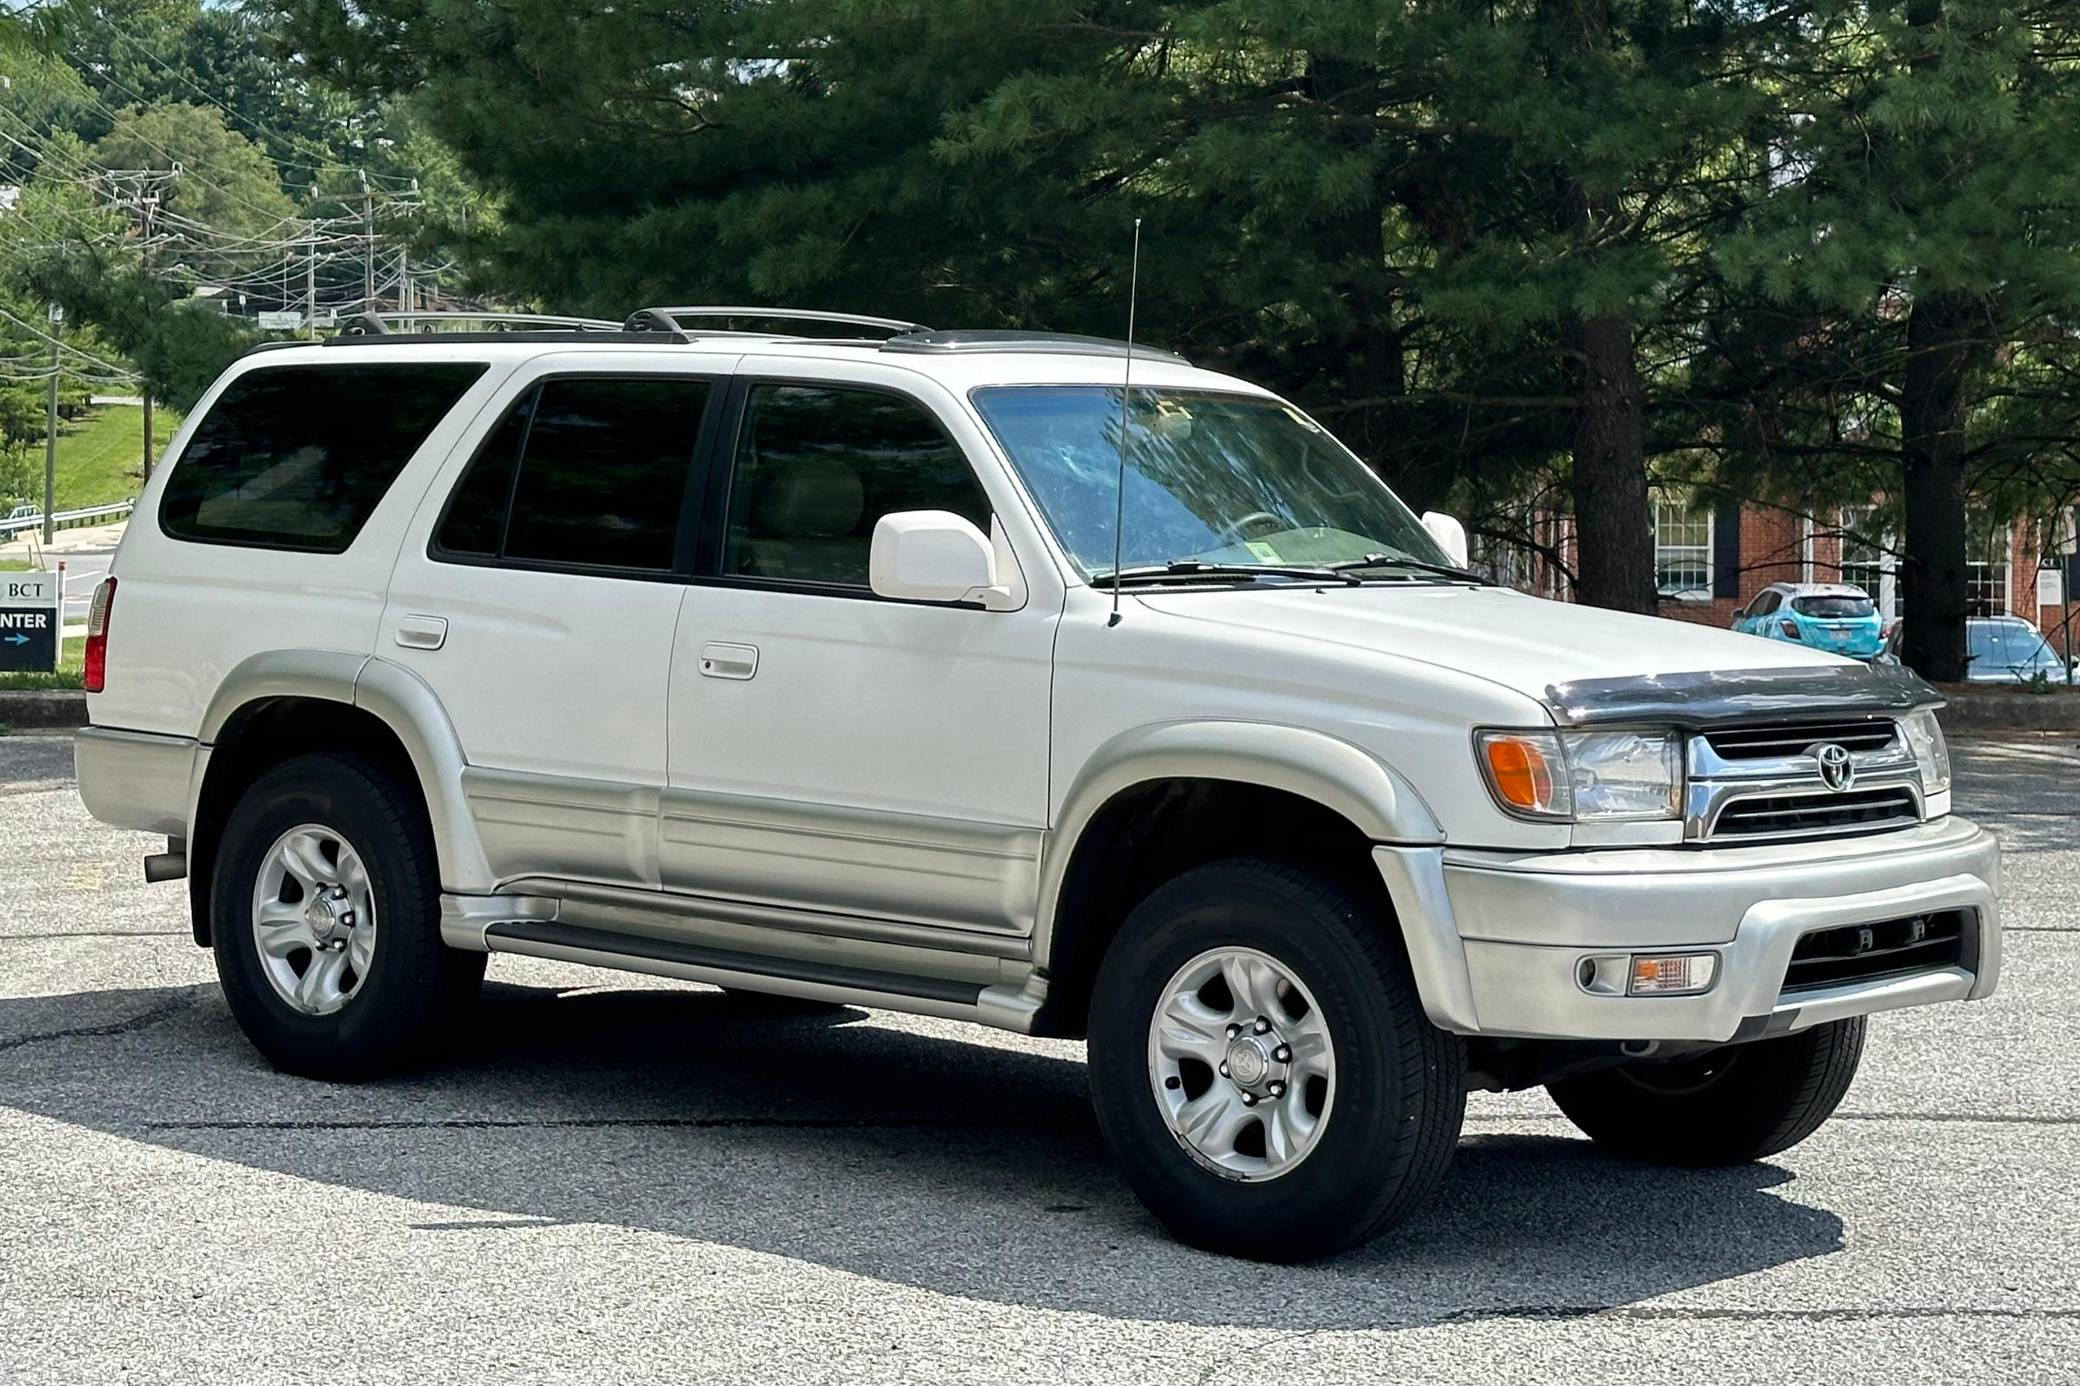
[1778,619,1800,639]
[83,577,115,693]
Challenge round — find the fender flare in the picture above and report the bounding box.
[194,649,493,893]
[1032,720,1444,967]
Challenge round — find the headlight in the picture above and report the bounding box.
[1476,729,1683,822]
[1900,707,1951,794]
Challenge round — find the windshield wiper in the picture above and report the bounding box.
[1091,561,1364,589]
[1327,552,1489,585]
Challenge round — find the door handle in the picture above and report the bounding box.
[395,615,449,651]
[699,641,758,680]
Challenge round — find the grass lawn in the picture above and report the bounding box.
[0,635,83,690]
[42,404,183,512]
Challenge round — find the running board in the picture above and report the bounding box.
[482,915,1032,1019]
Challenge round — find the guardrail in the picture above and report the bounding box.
[0,499,136,537]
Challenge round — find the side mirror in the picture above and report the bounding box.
[870,510,1005,605]
[1420,511,1469,568]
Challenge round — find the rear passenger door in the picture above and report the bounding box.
[382,354,733,891]
[661,364,1057,939]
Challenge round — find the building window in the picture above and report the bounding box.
[1966,514,2011,617]
[1653,500,1713,600]
[1839,505,1897,622]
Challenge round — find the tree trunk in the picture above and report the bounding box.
[1556,0,1656,614]
[1898,290,1976,681]
[1896,0,1976,683]
[1566,310,1657,611]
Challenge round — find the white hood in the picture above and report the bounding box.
[1134,583,1844,704]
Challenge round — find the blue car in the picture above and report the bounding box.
[1732,582,1884,658]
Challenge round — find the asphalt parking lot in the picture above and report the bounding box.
[0,733,2074,1384]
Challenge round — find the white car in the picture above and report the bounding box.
[74,308,1999,1261]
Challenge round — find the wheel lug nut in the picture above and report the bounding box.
[1240,1092,1258,1106]
[1218,1062,1230,1077]
[1273,1045,1292,1063]
[338,911,355,927]
[1226,1023,1242,1038]
[1253,1017,1271,1034]
[332,885,349,899]
[1267,1081,1286,1098]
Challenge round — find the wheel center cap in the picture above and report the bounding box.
[303,895,344,943]
[1225,1036,1273,1088]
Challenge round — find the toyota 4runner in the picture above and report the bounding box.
[75,307,2000,1261]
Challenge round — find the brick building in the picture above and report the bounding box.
[1482,499,2080,656]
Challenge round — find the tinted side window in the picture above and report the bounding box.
[723,384,990,589]
[162,363,485,552]
[434,395,532,558]
[437,376,709,571]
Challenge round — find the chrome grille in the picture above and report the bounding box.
[1711,786,1919,839]
[1702,720,1897,761]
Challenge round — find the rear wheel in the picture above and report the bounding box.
[1547,1018,1865,1165]
[1086,859,1466,1261]
[212,752,484,1080]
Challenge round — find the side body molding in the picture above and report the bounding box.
[196,650,493,894]
[1034,721,1445,966]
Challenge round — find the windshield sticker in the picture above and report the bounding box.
[1246,541,1282,562]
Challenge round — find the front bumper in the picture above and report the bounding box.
[1374,815,2000,1043]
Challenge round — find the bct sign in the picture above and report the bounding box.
[0,572,59,672]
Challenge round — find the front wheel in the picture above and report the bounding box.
[1086,859,1466,1262]
[212,752,484,1080]
[1547,1018,1866,1165]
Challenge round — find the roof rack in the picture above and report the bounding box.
[344,310,627,335]
[624,305,929,337]
[879,329,1188,365]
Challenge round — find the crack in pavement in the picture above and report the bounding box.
[0,994,191,1054]
[0,929,189,941]
[1438,1304,2080,1324]
[140,1115,1065,1133]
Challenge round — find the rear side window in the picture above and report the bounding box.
[434,376,710,572]
[161,363,486,552]
[1794,594,1875,619]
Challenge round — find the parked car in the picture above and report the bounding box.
[1884,615,2075,683]
[1733,582,1885,659]
[74,308,1999,1262]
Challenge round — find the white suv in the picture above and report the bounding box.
[75,308,2000,1261]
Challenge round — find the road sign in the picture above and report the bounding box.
[257,310,304,331]
[0,571,60,672]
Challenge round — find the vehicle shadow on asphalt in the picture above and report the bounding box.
[0,980,1846,1329]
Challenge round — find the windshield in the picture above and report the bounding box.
[1969,620,2064,673]
[970,386,1451,578]
[1793,594,1875,619]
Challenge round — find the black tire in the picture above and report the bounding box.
[1086,858,1466,1261]
[211,751,485,1081]
[1547,1018,1866,1165]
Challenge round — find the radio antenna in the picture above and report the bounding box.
[1108,217,1142,628]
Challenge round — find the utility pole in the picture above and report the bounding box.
[360,171,375,311]
[398,246,410,313]
[142,395,154,483]
[42,305,60,546]
[305,221,317,341]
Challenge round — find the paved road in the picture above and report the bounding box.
[0,735,2073,1384]
[53,549,113,626]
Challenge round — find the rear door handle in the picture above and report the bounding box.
[395,615,449,651]
[699,641,758,680]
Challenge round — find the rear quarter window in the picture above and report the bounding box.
[160,362,487,552]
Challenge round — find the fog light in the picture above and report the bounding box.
[1628,953,1719,996]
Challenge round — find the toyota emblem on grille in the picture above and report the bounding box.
[1814,743,1855,792]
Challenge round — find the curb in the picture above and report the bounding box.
[0,689,88,730]
[1936,688,2080,735]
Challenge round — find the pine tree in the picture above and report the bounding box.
[1718,0,2080,680]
